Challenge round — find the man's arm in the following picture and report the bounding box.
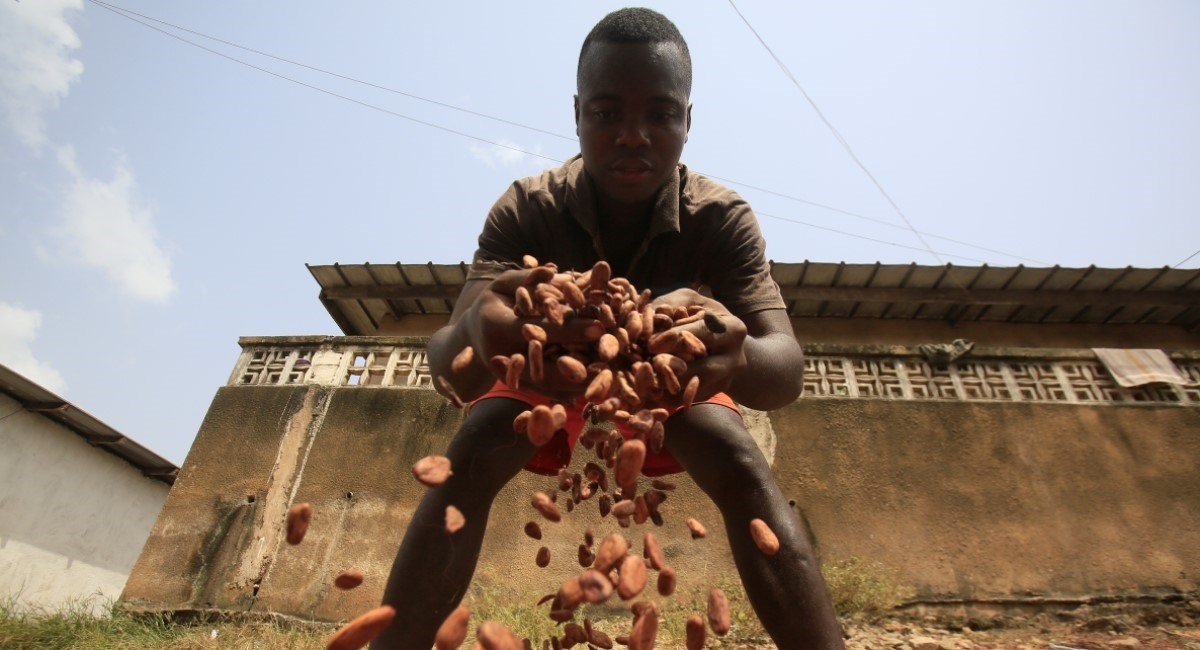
[727,308,804,411]
[427,279,497,403]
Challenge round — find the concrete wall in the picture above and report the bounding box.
[0,393,170,614]
[121,383,1200,621]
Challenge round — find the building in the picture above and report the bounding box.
[0,364,177,614]
[121,261,1200,622]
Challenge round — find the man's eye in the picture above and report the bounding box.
[593,110,617,120]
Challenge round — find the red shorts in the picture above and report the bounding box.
[471,382,741,477]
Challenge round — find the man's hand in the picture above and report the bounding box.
[432,269,603,402]
[650,289,748,403]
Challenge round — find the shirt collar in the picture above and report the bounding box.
[564,154,682,241]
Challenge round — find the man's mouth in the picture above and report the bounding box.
[611,160,654,182]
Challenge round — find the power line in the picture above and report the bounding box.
[756,211,987,264]
[1174,248,1200,269]
[86,0,564,164]
[89,0,1046,265]
[725,0,951,270]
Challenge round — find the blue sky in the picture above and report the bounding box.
[1,1,1197,464]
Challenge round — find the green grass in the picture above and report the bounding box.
[0,557,906,648]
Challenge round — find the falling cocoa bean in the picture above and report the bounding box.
[536,546,551,568]
[412,455,453,487]
[527,405,557,446]
[749,518,781,556]
[585,369,614,403]
[513,410,531,434]
[685,614,706,650]
[615,439,646,492]
[578,544,596,568]
[598,494,612,518]
[627,602,658,650]
[686,518,707,539]
[650,480,675,491]
[531,492,561,522]
[597,333,620,361]
[707,588,731,636]
[656,567,675,597]
[528,340,544,382]
[445,505,465,534]
[593,533,630,574]
[616,554,647,600]
[325,605,396,650]
[435,606,471,650]
[477,621,524,650]
[524,521,542,540]
[643,533,665,571]
[451,346,475,375]
[333,569,364,591]
[286,502,312,545]
[633,496,649,525]
[578,568,613,604]
[556,576,585,610]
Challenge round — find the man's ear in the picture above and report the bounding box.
[685,102,693,142]
[574,95,581,136]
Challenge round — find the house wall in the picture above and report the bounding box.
[121,372,1200,621]
[0,393,170,614]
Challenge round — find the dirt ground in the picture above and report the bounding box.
[832,602,1200,650]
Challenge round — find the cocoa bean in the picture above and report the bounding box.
[749,518,781,556]
[647,329,680,355]
[578,544,596,568]
[551,403,568,429]
[451,346,475,374]
[633,496,649,525]
[578,568,613,604]
[412,456,453,487]
[531,492,561,522]
[548,609,574,624]
[610,499,635,519]
[333,569,364,590]
[646,422,665,454]
[522,323,548,344]
[506,353,525,389]
[593,532,630,574]
[555,355,589,383]
[325,605,396,650]
[435,606,471,650]
[598,494,612,518]
[557,576,584,610]
[436,376,466,409]
[627,602,658,650]
[656,567,675,597]
[561,281,587,310]
[585,369,613,403]
[563,622,587,646]
[707,588,731,636]
[536,546,551,568]
[527,405,557,446]
[444,505,465,534]
[672,309,705,326]
[596,333,620,362]
[643,533,665,571]
[477,621,524,650]
[588,626,613,650]
[616,554,647,600]
[513,410,531,434]
[286,502,312,545]
[685,615,706,650]
[599,303,617,329]
[522,255,540,269]
[681,375,700,410]
[528,340,544,382]
[679,330,708,359]
[643,490,666,510]
[524,521,542,540]
[615,439,647,492]
[558,468,574,492]
[686,518,707,539]
[650,479,675,491]
[624,310,644,342]
[515,286,535,316]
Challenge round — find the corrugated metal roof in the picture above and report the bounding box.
[0,364,179,485]
[309,261,1200,336]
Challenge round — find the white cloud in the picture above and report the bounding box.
[0,303,67,394]
[52,146,177,303]
[469,138,556,176]
[0,0,84,151]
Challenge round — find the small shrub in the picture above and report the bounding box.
[822,556,912,615]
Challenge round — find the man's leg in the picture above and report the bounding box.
[664,404,845,650]
[372,398,537,649]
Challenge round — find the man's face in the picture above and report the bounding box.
[575,41,692,208]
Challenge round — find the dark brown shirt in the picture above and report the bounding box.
[468,155,785,317]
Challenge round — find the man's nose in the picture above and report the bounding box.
[615,119,650,148]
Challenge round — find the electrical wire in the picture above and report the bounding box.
[756,210,986,263]
[88,0,1047,265]
[1173,248,1200,269]
[725,0,951,269]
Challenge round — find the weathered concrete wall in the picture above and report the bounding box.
[773,399,1200,600]
[0,393,170,614]
[122,383,1200,621]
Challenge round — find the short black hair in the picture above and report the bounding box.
[577,7,692,96]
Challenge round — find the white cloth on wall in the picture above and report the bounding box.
[1092,348,1195,388]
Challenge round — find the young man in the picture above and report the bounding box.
[374,8,845,649]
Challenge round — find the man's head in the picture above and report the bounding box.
[575,8,693,208]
